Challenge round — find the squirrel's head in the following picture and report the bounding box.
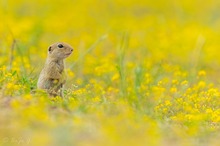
[48,42,73,59]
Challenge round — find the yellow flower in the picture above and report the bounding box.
[206,108,213,114]
[92,96,101,103]
[170,87,177,94]
[181,80,188,86]
[172,79,179,85]
[66,68,75,77]
[165,100,172,106]
[6,83,14,89]
[111,73,119,81]
[197,81,206,89]
[198,70,206,77]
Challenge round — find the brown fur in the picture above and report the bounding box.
[37,42,73,97]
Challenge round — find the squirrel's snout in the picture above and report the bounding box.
[71,49,73,52]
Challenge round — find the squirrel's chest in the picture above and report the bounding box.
[56,61,64,72]
[58,64,64,72]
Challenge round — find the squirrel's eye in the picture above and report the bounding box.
[58,44,63,48]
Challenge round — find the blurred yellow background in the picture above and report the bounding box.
[1,0,220,146]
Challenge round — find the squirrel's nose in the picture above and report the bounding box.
[71,49,73,52]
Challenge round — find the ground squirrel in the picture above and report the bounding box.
[37,42,73,97]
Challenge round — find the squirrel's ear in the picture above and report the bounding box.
[48,46,52,53]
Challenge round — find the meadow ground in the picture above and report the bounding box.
[1,0,220,146]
